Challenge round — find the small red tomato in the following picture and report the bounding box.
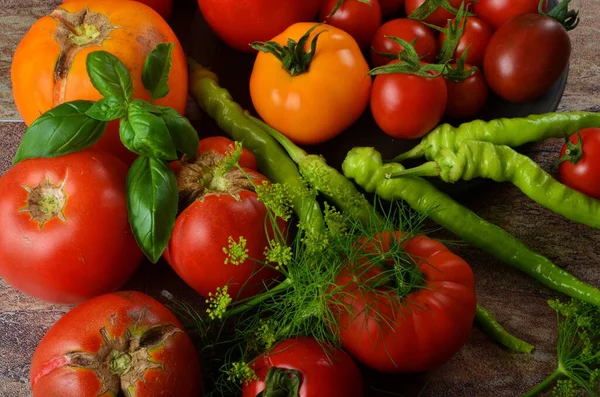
[379,0,405,16]
[243,337,364,397]
[445,65,488,119]
[319,0,383,50]
[370,18,438,67]
[370,62,448,139]
[558,128,600,200]
[438,16,492,67]
[472,0,548,31]
[30,291,202,397]
[405,0,472,27]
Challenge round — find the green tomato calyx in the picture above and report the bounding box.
[258,367,303,397]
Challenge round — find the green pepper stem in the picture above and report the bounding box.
[474,304,535,354]
[226,278,293,318]
[388,144,425,163]
[522,369,563,397]
[386,161,441,179]
[245,115,308,164]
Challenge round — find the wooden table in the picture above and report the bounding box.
[1,1,599,396]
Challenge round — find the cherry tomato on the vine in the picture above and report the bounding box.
[371,18,438,67]
[445,65,488,119]
[558,128,600,200]
[438,16,492,67]
[472,0,548,31]
[319,0,383,50]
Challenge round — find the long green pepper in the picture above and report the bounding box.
[393,111,600,162]
[391,140,600,230]
[343,147,600,307]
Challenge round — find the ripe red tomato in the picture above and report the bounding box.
[165,153,286,300]
[370,18,438,67]
[405,0,472,27]
[379,0,405,16]
[0,150,143,304]
[243,337,364,397]
[473,0,548,31]
[483,13,570,103]
[445,65,488,119]
[558,128,600,200]
[370,61,448,139]
[438,16,492,67]
[319,0,383,50]
[30,291,202,397]
[197,0,321,52]
[331,232,477,373]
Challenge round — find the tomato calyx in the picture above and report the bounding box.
[556,130,584,167]
[444,50,476,82]
[19,175,68,228]
[408,0,466,22]
[50,8,116,105]
[368,37,446,78]
[428,2,469,64]
[540,0,580,31]
[250,24,327,77]
[257,366,303,397]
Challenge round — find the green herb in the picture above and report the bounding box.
[142,42,174,102]
[86,50,133,101]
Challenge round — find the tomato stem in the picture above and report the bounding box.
[257,367,303,397]
[368,37,446,78]
[555,130,583,167]
[543,0,580,31]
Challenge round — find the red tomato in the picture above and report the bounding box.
[370,62,448,139]
[370,18,438,67]
[197,0,321,52]
[473,0,548,31]
[243,337,364,397]
[483,13,570,103]
[405,0,472,27]
[319,0,383,50]
[0,150,143,304]
[63,0,174,19]
[165,153,286,300]
[558,128,600,200]
[30,291,201,397]
[445,65,488,119]
[379,0,405,16]
[438,16,492,67]
[331,233,477,373]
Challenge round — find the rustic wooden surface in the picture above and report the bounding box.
[1,1,599,396]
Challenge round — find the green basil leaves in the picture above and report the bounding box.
[86,50,133,101]
[142,42,174,102]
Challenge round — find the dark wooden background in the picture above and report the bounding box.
[1,1,599,396]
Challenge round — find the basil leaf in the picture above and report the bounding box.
[142,43,174,102]
[119,100,177,160]
[157,106,199,157]
[86,96,128,121]
[13,100,108,164]
[126,156,178,264]
[86,51,133,101]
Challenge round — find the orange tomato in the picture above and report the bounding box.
[11,0,187,164]
[249,23,372,145]
[63,0,174,19]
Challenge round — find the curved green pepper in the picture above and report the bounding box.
[342,147,600,307]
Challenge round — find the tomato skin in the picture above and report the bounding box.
[370,18,438,67]
[319,0,383,50]
[242,337,364,397]
[370,62,448,139]
[11,1,187,165]
[198,0,321,52]
[0,150,143,304]
[30,291,201,397]
[438,16,492,67]
[379,0,405,16]
[558,128,600,200]
[63,0,173,19]
[472,0,548,31]
[445,66,488,119]
[405,0,472,27]
[332,233,477,373]
[483,13,570,103]
[250,23,372,145]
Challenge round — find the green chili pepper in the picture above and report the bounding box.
[187,58,326,240]
[393,111,600,162]
[342,147,600,307]
[390,140,600,230]
[475,304,535,354]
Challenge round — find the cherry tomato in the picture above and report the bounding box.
[473,0,548,31]
[0,150,143,304]
[370,18,438,67]
[379,0,406,16]
[438,16,492,67]
[558,128,600,200]
[483,13,570,103]
[405,0,472,27]
[445,65,488,119]
[30,291,201,397]
[197,0,321,52]
[319,0,383,50]
[331,232,477,373]
[243,337,364,397]
[250,23,372,145]
[370,61,448,139]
